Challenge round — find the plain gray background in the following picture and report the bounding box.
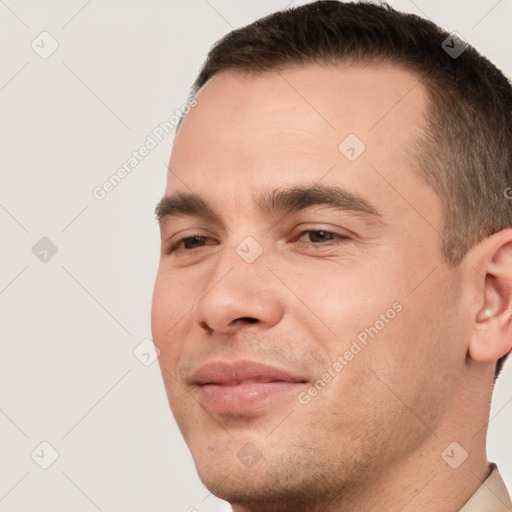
[0,1,511,510]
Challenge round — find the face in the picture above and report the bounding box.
[151,64,468,509]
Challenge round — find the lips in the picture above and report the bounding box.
[191,360,308,414]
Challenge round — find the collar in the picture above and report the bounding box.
[460,463,512,511]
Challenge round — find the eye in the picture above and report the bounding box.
[164,229,350,255]
[294,230,349,245]
[165,235,217,254]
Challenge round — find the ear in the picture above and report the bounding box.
[468,229,512,364]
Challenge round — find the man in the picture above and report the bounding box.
[151,2,512,510]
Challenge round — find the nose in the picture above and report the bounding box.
[192,246,284,335]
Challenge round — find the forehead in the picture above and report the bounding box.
[181,63,425,137]
[166,63,439,228]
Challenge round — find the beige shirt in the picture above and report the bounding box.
[460,464,512,511]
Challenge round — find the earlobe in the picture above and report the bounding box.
[476,308,495,322]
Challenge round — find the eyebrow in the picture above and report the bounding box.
[155,183,383,227]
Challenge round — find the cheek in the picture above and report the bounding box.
[359,269,464,416]
[150,277,171,343]
[151,277,190,417]
[151,272,191,376]
[151,268,194,334]
[285,259,394,335]
[286,258,454,395]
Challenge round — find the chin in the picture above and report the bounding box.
[192,446,348,512]
[197,470,347,512]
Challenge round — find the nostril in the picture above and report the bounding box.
[199,321,213,333]
[236,317,259,324]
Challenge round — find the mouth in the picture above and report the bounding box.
[191,360,308,414]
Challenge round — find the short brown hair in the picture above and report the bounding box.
[184,1,512,377]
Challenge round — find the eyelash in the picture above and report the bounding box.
[165,230,349,254]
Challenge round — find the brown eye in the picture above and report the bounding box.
[296,230,348,244]
[167,235,216,254]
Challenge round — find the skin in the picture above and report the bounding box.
[151,63,512,512]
